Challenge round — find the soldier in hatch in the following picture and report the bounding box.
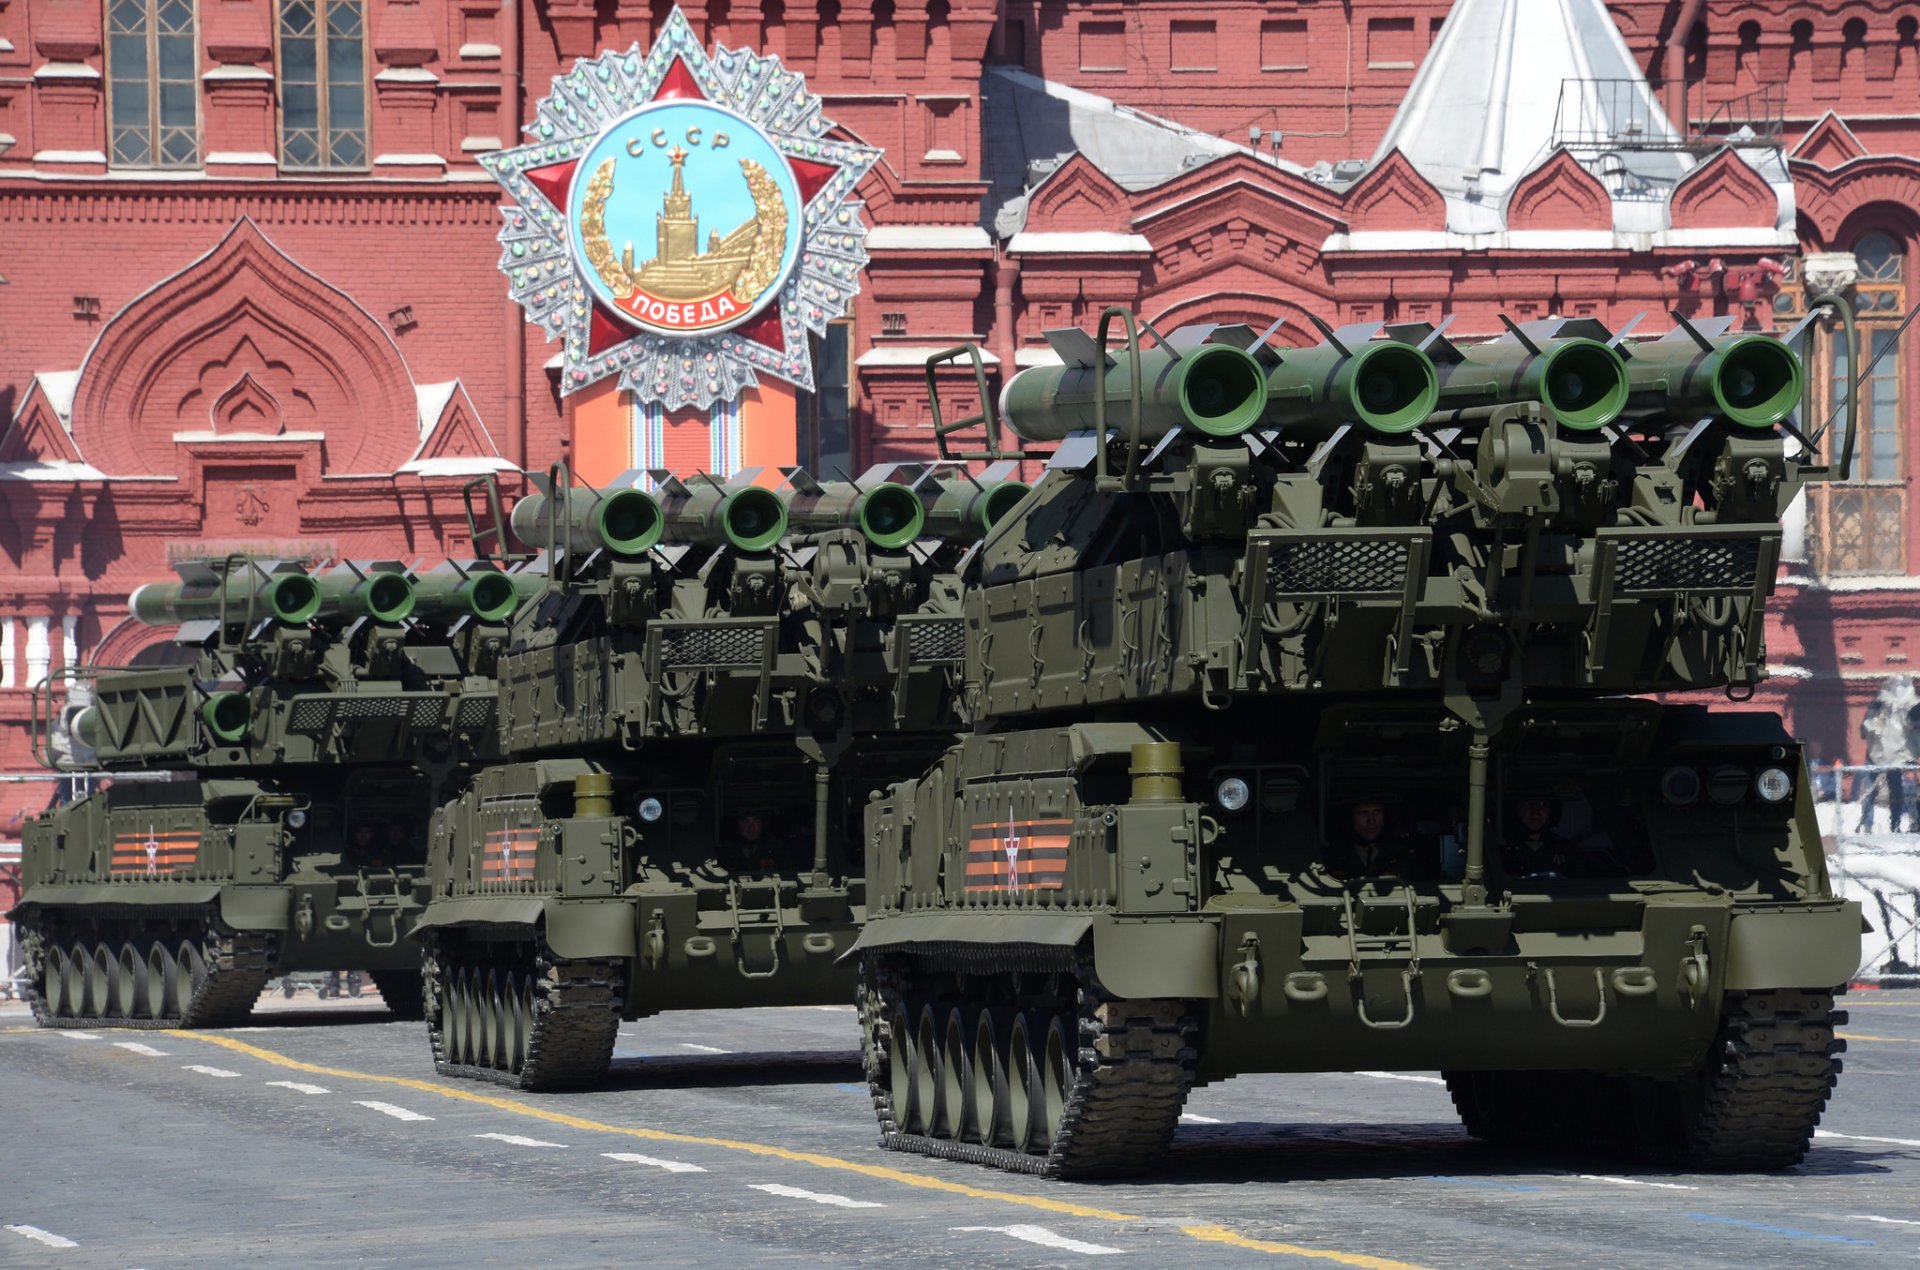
[1327,800,1423,880]
[1502,796,1582,878]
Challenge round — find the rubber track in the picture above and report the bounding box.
[425,936,625,1091]
[863,945,1197,1180]
[369,968,427,1021]
[1676,987,1847,1170]
[20,919,273,1031]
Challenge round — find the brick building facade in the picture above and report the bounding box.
[1,0,1917,831]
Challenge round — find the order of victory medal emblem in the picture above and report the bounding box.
[481,7,880,411]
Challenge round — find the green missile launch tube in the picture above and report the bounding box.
[658,481,789,552]
[409,570,523,624]
[72,706,99,750]
[310,570,416,623]
[200,691,252,744]
[920,477,1032,541]
[128,572,322,628]
[1433,336,1630,431]
[1000,343,1269,442]
[1262,340,1441,435]
[786,480,928,549]
[1622,331,1803,430]
[510,486,665,557]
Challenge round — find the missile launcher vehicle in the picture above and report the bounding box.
[412,462,1028,1090]
[12,557,527,1028]
[852,303,1866,1178]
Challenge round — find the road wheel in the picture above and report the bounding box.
[467,967,489,1067]
[972,1008,1009,1147]
[939,1005,971,1142]
[114,942,143,1019]
[1039,1012,1074,1149]
[445,966,468,1064]
[887,1002,920,1133]
[913,1005,942,1138]
[499,970,524,1073]
[175,940,205,1011]
[1007,1011,1039,1153]
[43,943,68,1018]
[86,944,113,1018]
[146,944,175,1019]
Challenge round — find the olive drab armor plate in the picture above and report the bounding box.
[12,557,526,1029]
[851,305,1867,1180]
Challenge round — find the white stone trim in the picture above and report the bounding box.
[171,430,326,443]
[203,66,273,82]
[32,150,109,165]
[1321,226,1797,253]
[856,345,1000,367]
[458,43,503,59]
[205,151,279,166]
[460,137,504,152]
[865,225,991,250]
[1008,231,1154,254]
[375,68,441,84]
[0,619,15,689]
[24,617,49,688]
[373,154,449,168]
[33,63,100,81]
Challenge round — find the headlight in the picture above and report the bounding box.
[1708,766,1748,805]
[1660,766,1701,805]
[1215,777,1251,813]
[636,796,664,823]
[286,809,308,830]
[1754,767,1794,804]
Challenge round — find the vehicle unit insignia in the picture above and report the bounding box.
[481,6,880,411]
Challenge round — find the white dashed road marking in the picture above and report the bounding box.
[113,1041,168,1056]
[266,1081,331,1095]
[1352,1071,1447,1086]
[680,1043,730,1054]
[749,1183,885,1209]
[1575,1175,1699,1191]
[1179,1113,1222,1124]
[355,1100,434,1122]
[1847,1214,1920,1227]
[54,1031,100,1041]
[603,1152,708,1174]
[6,1224,79,1249]
[182,1064,241,1078]
[1816,1129,1920,1149]
[953,1225,1125,1256]
[475,1133,569,1148]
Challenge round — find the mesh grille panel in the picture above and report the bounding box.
[287,699,332,732]
[1612,535,1762,594]
[1267,537,1412,596]
[455,696,496,729]
[657,625,767,668]
[409,698,449,728]
[905,618,967,663]
[334,697,412,721]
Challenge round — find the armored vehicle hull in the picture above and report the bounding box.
[855,704,1856,1177]
[16,768,434,1027]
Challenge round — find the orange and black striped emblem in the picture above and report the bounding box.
[481,827,541,883]
[965,816,1072,892]
[110,827,199,877]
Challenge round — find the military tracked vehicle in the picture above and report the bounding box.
[851,304,1867,1178]
[12,557,526,1028]
[412,461,1027,1089]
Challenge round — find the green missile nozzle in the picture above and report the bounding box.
[652,474,790,552]
[72,706,98,750]
[129,570,321,628]
[510,486,665,557]
[1433,335,1630,431]
[920,477,1032,541]
[201,691,252,744]
[784,475,928,549]
[1624,330,1803,430]
[1263,339,1440,435]
[1000,342,1268,443]
[410,570,523,624]
[311,570,415,623]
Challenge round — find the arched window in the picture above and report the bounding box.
[106,0,200,168]
[1780,230,1909,575]
[277,0,367,169]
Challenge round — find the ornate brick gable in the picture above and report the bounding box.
[1340,150,1447,233]
[1505,149,1613,232]
[1792,154,1920,245]
[1791,112,1870,170]
[0,378,85,466]
[68,219,420,479]
[1668,148,1779,230]
[1021,154,1129,233]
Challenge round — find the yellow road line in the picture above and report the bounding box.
[170,1031,1432,1268]
[1838,1031,1920,1044]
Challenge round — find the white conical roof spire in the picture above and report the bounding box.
[1370,0,1690,231]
